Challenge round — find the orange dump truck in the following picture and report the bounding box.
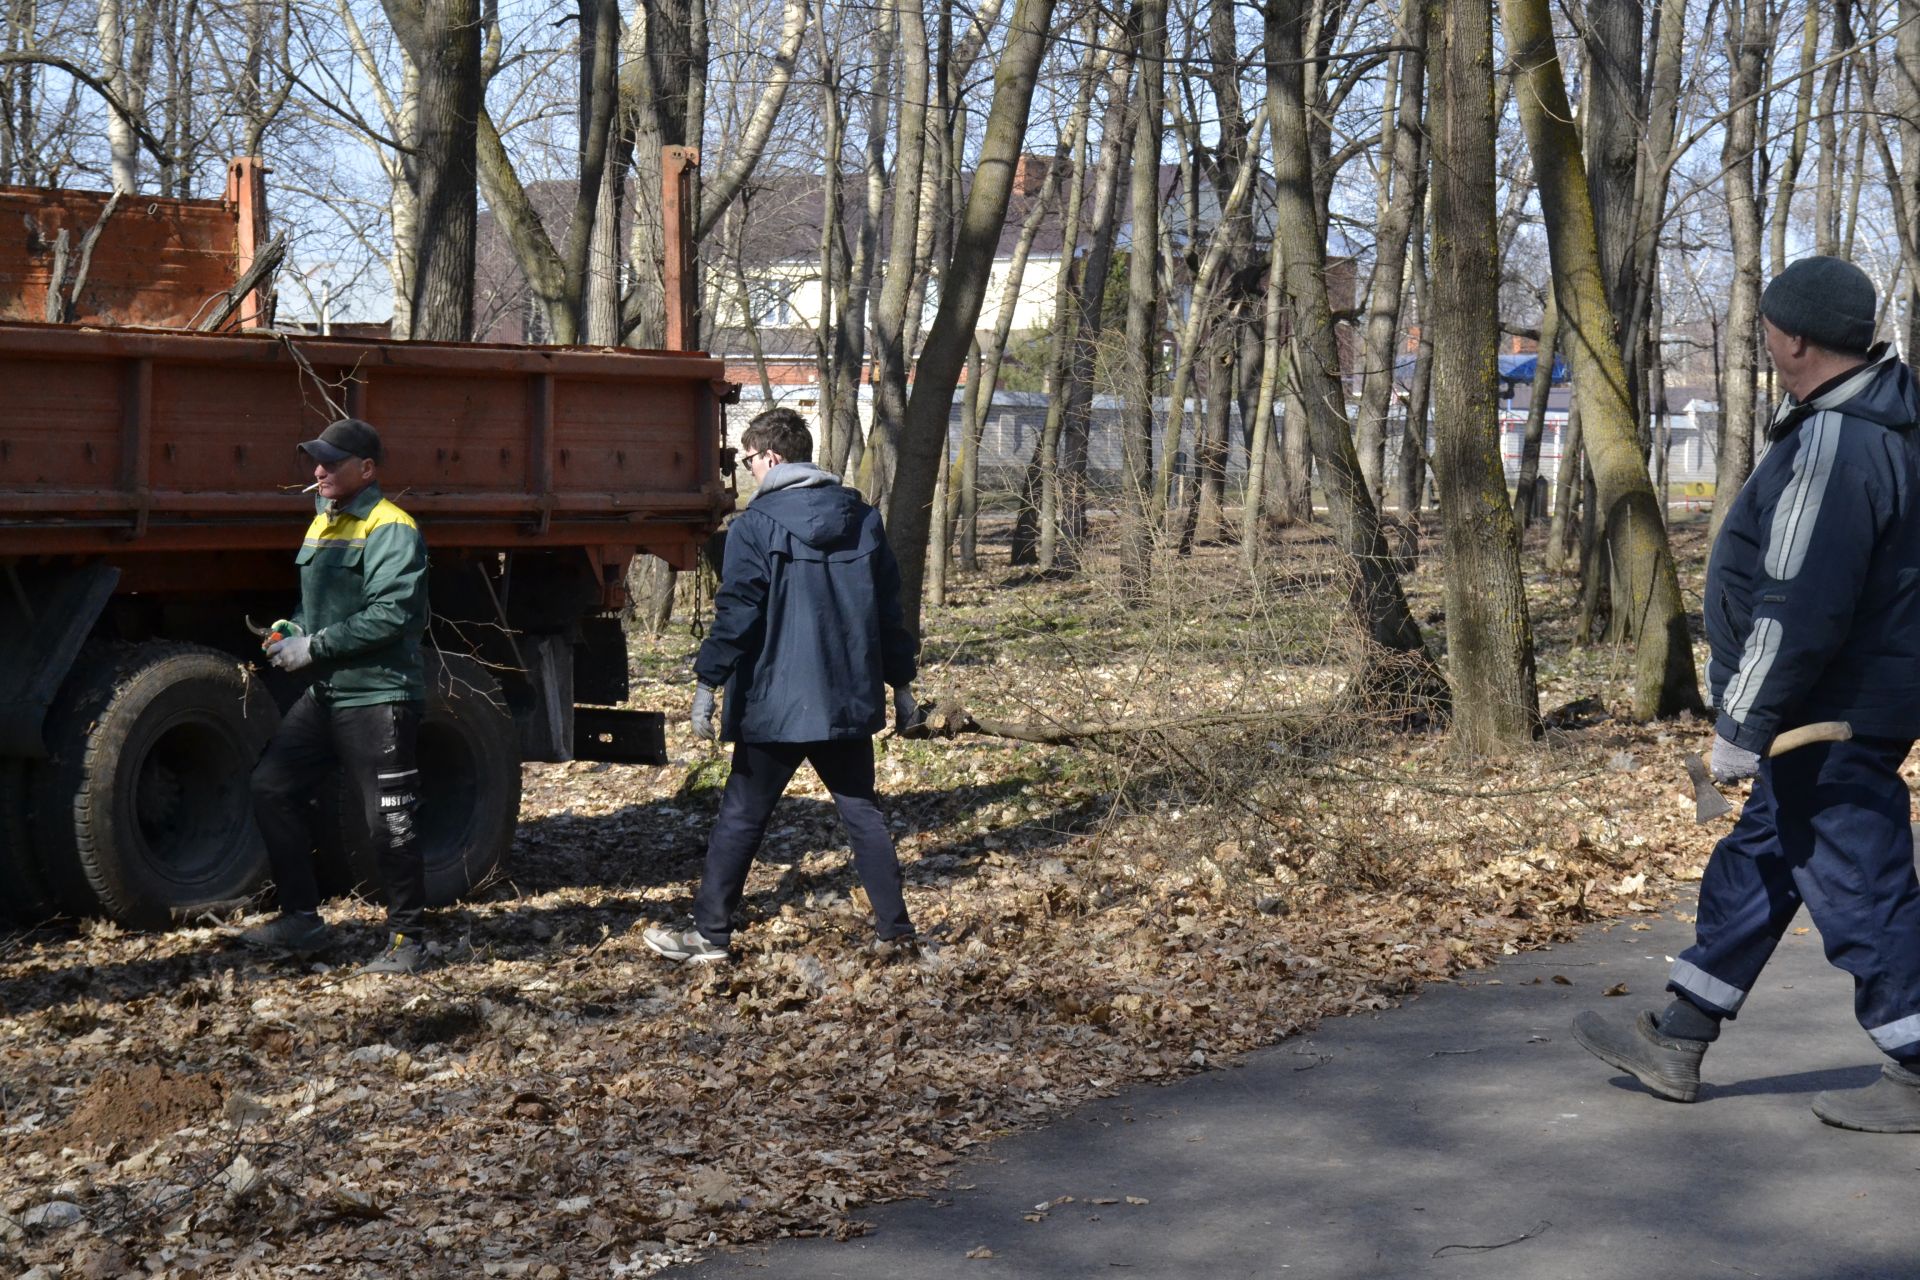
[0,154,733,927]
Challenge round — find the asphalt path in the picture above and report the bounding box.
[675,901,1919,1280]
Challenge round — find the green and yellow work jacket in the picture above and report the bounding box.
[292,481,429,706]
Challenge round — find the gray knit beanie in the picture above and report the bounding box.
[1761,256,1877,354]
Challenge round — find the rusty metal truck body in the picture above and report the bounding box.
[0,153,731,927]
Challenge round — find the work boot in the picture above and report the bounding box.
[1811,1062,1920,1133]
[239,911,332,956]
[1572,1009,1709,1102]
[641,925,728,964]
[362,931,426,975]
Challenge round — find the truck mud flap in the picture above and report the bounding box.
[572,708,667,765]
[0,563,120,758]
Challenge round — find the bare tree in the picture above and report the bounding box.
[1354,0,1426,503]
[888,0,1057,635]
[1268,0,1440,701]
[381,0,479,340]
[860,0,928,508]
[1709,0,1770,541]
[1426,0,1536,750]
[1504,0,1701,719]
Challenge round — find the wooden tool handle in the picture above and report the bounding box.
[1767,721,1853,757]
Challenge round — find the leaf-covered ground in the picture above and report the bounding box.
[1,512,1790,1278]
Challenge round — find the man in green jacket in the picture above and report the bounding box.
[241,417,432,974]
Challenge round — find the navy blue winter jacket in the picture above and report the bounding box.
[1706,345,1920,751]
[693,463,919,743]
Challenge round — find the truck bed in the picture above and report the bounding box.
[0,320,732,580]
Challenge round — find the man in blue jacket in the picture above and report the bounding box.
[1573,257,1920,1131]
[643,408,920,963]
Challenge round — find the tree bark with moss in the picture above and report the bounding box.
[1426,0,1537,750]
[1503,0,1703,719]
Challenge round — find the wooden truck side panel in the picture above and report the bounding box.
[0,160,269,329]
[0,322,733,584]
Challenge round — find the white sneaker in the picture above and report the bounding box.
[641,925,728,963]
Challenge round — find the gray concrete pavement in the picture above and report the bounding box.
[676,906,1920,1280]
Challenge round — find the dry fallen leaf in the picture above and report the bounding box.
[0,533,1728,1279]
[1603,983,1630,997]
[1125,1195,1150,1205]
[966,1246,996,1259]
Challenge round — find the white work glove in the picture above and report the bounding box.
[266,632,316,672]
[893,684,924,734]
[1709,734,1760,785]
[691,683,718,741]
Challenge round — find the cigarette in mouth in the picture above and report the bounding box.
[301,481,322,493]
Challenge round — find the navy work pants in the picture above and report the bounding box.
[694,738,913,946]
[1670,735,1920,1061]
[251,690,425,932]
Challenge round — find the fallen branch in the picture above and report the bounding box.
[65,189,124,317]
[199,229,289,332]
[906,696,1309,749]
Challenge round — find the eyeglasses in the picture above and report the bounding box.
[740,450,767,467]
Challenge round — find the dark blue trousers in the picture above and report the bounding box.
[693,738,913,946]
[1670,735,1920,1061]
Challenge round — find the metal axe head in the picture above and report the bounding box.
[1685,753,1734,823]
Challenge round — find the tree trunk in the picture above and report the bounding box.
[1030,40,1101,572]
[1710,0,1768,541]
[813,31,844,467]
[1427,0,1536,751]
[962,133,1069,569]
[578,0,623,346]
[1770,4,1818,279]
[96,0,153,193]
[827,8,889,478]
[695,0,808,239]
[1355,0,1428,503]
[622,0,706,347]
[1542,396,1578,560]
[1050,30,1134,569]
[862,0,929,508]
[1119,0,1167,601]
[1504,0,1702,718]
[1583,0,1643,407]
[1241,237,1286,563]
[887,0,1056,636]
[1269,0,1440,695]
[1900,1,1920,357]
[1514,282,1557,528]
[383,0,480,341]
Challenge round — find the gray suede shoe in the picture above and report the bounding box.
[1572,1009,1709,1102]
[1812,1062,1920,1133]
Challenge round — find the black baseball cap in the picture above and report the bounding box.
[299,417,385,466]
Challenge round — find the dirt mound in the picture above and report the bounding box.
[29,1063,225,1154]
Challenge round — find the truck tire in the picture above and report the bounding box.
[0,758,60,925]
[32,645,281,928]
[322,652,520,907]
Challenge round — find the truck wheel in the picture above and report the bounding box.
[33,645,281,928]
[0,758,59,925]
[323,652,520,907]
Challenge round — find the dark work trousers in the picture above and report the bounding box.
[1669,735,1920,1061]
[251,690,425,933]
[694,738,913,946]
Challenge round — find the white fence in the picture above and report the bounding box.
[726,388,1725,503]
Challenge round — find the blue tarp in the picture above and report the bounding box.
[1498,352,1571,385]
[1391,351,1572,387]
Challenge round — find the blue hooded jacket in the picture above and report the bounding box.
[1706,345,1920,751]
[693,463,919,743]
